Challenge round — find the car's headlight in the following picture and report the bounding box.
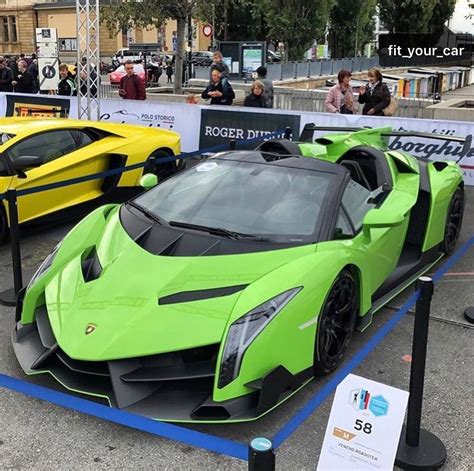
[218,287,302,388]
[27,243,61,290]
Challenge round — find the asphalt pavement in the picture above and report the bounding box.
[0,188,472,470]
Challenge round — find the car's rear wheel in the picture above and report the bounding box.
[441,186,464,255]
[314,270,358,374]
[145,149,177,181]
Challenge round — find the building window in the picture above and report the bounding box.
[59,38,77,51]
[2,17,9,42]
[9,16,17,42]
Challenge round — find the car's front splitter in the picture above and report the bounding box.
[12,306,312,423]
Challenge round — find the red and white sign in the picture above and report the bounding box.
[202,25,213,37]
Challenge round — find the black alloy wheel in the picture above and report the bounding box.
[441,187,464,255]
[314,270,358,374]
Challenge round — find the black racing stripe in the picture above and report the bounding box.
[158,284,248,305]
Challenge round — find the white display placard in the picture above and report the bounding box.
[317,374,408,470]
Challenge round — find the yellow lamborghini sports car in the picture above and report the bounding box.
[0,117,181,241]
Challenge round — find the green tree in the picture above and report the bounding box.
[329,0,377,58]
[101,0,193,94]
[378,0,437,33]
[430,0,456,38]
[262,0,334,60]
[194,0,266,42]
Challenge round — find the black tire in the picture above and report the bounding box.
[441,186,464,255]
[0,205,8,244]
[145,149,176,181]
[314,270,358,374]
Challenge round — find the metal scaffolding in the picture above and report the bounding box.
[76,0,100,120]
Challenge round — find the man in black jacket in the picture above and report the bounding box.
[57,63,76,96]
[28,59,39,93]
[12,60,35,93]
[201,69,235,105]
[0,56,13,92]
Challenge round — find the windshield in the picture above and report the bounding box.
[133,159,335,242]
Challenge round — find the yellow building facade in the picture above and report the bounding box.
[0,0,211,58]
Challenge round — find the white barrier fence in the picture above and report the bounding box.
[0,92,472,185]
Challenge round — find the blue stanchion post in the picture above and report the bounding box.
[230,139,236,150]
[248,437,275,471]
[0,189,22,306]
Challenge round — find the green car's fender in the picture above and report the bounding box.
[213,245,365,403]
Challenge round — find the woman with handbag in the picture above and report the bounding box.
[358,68,391,116]
[325,69,355,114]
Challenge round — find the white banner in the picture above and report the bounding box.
[99,99,201,152]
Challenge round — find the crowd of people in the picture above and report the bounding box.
[325,68,393,115]
[0,54,39,94]
[57,58,100,97]
[201,51,274,108]
[0,49,392,116]
[199,51,392,115]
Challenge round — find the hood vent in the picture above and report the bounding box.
[81,248,102,282]
[158,284,248,305]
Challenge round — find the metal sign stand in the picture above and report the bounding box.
[76,0,100,120]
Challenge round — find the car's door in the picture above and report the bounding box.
[6,128,116,223]
[338,179,411,292]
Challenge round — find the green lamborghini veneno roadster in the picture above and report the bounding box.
[12,126,465,422]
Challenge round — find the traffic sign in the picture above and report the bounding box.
[202,24,213,38]
[38,58,59,91]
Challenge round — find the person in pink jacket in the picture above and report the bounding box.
[325,69,355,114]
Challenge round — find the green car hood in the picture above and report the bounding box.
[44,210,315,361]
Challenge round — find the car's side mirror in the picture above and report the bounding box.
[11,155,44,178]
[363,208,405,229]
[140,173,158,190]
[12,155,43,170]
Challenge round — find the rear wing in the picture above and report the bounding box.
[298,123,471,160]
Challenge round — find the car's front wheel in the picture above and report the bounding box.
[441,186,464,255]
[314,270,358,374]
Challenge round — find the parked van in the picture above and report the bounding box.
[112,48,153,64]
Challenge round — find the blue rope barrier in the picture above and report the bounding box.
[0,130,285,201]
[0,374,248,461]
